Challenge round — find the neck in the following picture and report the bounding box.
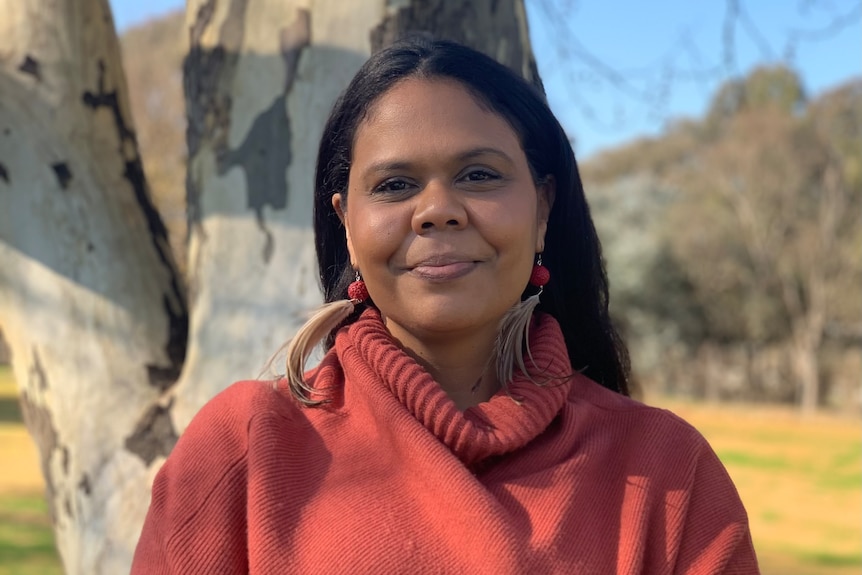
[383,319,501,410]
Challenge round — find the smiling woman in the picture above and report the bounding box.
[333,78,552,407]
[131,37,760,574]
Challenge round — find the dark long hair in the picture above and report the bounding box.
[313,37,630,395]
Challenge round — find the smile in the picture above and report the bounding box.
[409,260,479,281]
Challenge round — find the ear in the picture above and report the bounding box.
[535,175,556,253]
[332,194,357,267]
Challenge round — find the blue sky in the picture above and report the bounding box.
[109,0,861,159]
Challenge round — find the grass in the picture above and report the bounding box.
[0,366,62,574]
[0,365,859,574]
[0,492,62,575]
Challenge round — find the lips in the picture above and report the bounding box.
[407,254,480,281]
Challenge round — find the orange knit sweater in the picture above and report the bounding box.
[132,309,758,574]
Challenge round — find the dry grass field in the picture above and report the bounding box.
[0,365,858,574]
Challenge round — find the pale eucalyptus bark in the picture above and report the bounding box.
[0,0,186,573]
[172,0,376,430]
[0,0,538,572]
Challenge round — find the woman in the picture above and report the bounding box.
[132,37,759,574]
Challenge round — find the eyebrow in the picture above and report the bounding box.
[456,147,514,164]
[362,147,515,177]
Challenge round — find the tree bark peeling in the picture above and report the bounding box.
[78,473,91,496]
[78,57,189,379]
[213,10,311,263]
[216,94,291,244]
[124,400,180,465]
[28,347,49,391]
[184,51,237,234]
[122,159,188,382]
[50,162,73,190]
[18,54,42,80]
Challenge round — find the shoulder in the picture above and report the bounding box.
[134,380,303,571]
[145,381,311,525]
[563,380,758,571]
[165,379,314,478]
[569,374,705,434]
[561,375,751,516]
[548,376,757,564]
[202,378,294,413]
[563,375,720,473]
[184,379,314,440]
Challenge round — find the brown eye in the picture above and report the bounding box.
[463,169,500,183]
[374,178,413,193]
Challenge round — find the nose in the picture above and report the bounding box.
[411,180,467,234]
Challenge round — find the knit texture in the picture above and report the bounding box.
[132,309,759,574]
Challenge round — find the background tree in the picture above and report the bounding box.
[0,1,186,572]
[667,69,860,412]
[0,0,539,572]
[584,69,861,409]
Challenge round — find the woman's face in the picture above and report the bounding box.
[333,77,552,346]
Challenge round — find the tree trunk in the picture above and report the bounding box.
[792,159,848,413]
[793,333,820,414]
[1,0,537,572]
[0,0,187,573]
[792,281,825,414]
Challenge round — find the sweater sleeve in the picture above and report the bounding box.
[131,384,255,575]
[673,439,760,575]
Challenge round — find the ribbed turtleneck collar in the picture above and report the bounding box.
[333,308,573,466]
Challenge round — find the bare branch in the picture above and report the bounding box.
[785,2,862,59]
[533,0,651,101]
[737,2,776,60]
[723,0,739,76]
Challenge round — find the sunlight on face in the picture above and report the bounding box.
[334,78,551,349]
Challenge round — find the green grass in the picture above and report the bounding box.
[0,366,21,424]
[716,449,790,470]
[0,492,62,575]
[0,365,13,389]
[801,551,862,568]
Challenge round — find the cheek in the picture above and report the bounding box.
[480,195,539,252]
[348,205,407,269]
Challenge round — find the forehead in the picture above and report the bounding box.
[353,77,522,158]
[365,76,494,119]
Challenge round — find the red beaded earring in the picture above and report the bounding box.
[529,254,550,289]
[347,271,369,303]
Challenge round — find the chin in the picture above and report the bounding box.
[383,300,506,341]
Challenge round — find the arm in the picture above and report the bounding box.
[673,441,760,575]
